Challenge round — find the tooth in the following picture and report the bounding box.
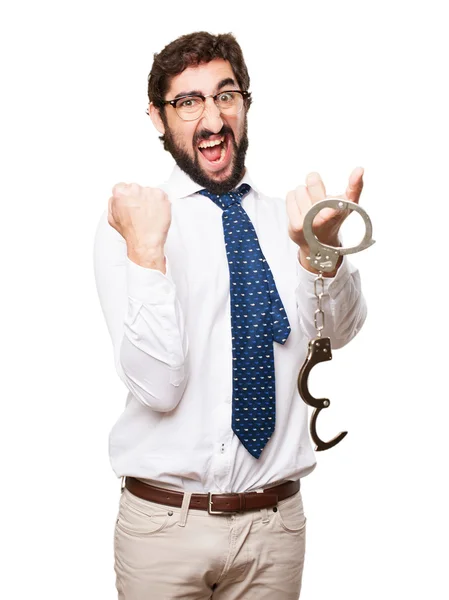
[198,136,224,149]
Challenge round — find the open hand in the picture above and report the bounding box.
[286,167,364,251]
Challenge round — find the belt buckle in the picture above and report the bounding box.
[208,492,230,515]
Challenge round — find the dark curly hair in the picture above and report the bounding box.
[148,31,252,114]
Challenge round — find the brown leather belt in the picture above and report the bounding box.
[124,477,300,514]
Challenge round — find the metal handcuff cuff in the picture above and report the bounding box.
[297,199,375,451]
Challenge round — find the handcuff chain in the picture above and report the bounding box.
[313,271,325,337]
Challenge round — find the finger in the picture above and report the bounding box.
[286,190,303,229]
[112,181,129,197]
[306,172,326,204]
[345,166,364,204]
[294,184,312,217]
[298,183,338,224]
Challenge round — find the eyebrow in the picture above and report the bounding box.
[173,78,238,100]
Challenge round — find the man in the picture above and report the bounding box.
[94,31,367,599]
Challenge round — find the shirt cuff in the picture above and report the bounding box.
[296,255,353,299]
[126,255,176,304]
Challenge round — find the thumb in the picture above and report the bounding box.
[345,167,364,203]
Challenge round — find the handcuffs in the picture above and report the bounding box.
[297,199,375,451]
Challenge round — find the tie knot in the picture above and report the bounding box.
[198,183,251,210]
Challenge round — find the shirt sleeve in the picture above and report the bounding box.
[294,255,367,348]
[93,209,189,411]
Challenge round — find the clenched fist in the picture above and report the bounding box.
[108,182,171,272]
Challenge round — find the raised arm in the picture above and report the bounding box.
[93,183,189,411]
[287,168,367,347]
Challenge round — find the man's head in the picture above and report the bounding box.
[147,32,252,194]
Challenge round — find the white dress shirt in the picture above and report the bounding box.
[93,164,366,493]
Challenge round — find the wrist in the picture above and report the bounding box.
[127,243,166,273]
[298,245,342,278]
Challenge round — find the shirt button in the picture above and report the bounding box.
[225,395,231,404]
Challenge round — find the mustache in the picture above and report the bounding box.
[194,126,234,145]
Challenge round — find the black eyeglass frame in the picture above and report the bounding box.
[160,90,251,115]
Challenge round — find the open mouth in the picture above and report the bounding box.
[197,134,230,166]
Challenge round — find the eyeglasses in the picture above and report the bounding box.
[160,90,251,121]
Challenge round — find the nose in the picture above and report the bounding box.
[200,97,223,133]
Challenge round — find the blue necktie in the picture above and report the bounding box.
[199,184,291,458]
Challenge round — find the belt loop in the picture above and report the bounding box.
[178,491,192,527]
[256,489,270,523]
[120,476,125,494]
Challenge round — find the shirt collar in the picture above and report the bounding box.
[161,163,261,199]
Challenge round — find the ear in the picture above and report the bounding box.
[149,103,165,135]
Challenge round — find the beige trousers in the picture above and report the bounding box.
[114,485,306,599]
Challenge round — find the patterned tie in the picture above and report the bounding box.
[198,184,291,458]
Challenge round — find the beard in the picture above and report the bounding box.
[161,117,249,195]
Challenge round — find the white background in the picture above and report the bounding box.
[1,0,448,598]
